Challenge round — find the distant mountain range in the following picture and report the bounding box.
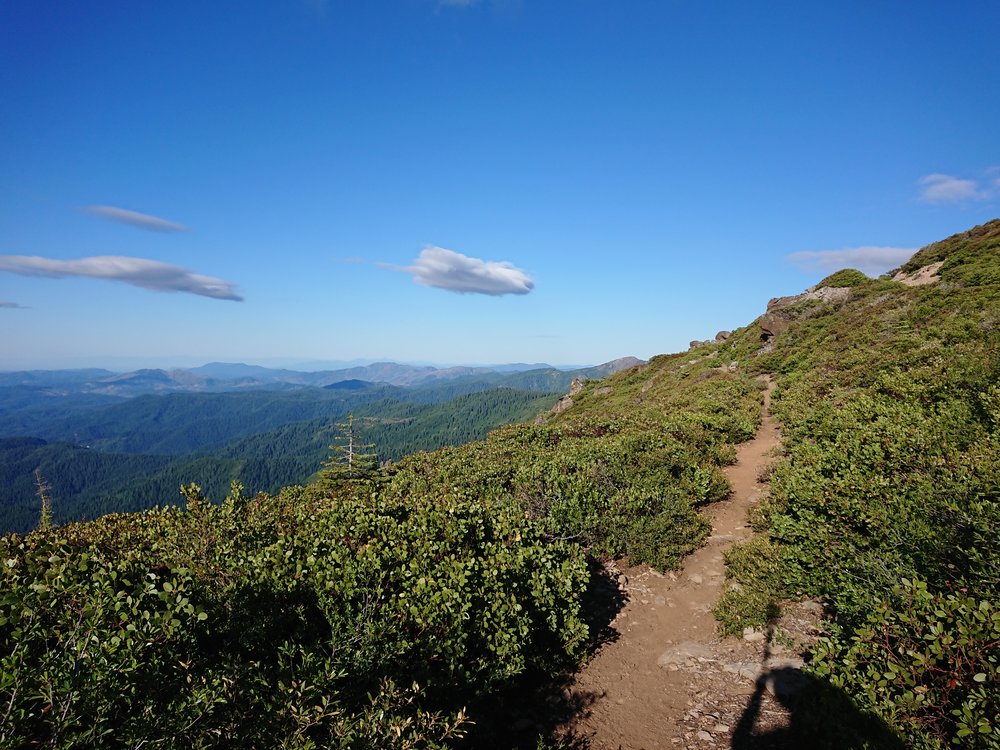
[0,358,642,398]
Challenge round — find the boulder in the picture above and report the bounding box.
[759,286,853,340]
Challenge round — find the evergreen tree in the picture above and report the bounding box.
[34,469,52,531]
[318,414,377,487]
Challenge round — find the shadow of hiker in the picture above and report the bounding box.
[732,626,906,750]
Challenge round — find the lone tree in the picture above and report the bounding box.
[319,414,377,487]
[34,469,53,531]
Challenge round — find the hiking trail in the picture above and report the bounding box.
[560,377,820,749]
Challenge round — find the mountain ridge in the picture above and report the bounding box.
[2,220,997,748]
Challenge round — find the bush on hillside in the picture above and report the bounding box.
[818,268,869,288]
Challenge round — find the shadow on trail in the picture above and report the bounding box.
[732,625,906,750]
[461,561,627,749]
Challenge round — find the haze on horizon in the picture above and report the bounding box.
[2,2,998,370]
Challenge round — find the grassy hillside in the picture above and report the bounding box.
[718,219,1000,748]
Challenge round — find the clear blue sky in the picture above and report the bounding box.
[2,0,998,370]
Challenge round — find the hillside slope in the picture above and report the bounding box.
[716,218,999,748]
[0,221,996,749]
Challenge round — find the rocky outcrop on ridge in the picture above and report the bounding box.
[758,285,853,340]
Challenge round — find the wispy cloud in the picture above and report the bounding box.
[787,246,917,277]
[84,205,188,232]
[384,246,534,296]
[0,301,30,309]
[917,173,989,204]
[0,255,242,301]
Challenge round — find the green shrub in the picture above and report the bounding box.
[810,580,998,748]
[818,268,870,288]
[0,487,589,748]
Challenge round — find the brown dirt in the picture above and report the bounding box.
[892,260,944,286]
[558,377,819,749]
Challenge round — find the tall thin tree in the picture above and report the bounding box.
[319,414,377,485]
[34,469,53,531]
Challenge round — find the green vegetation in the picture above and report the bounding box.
[0,342,761,747]
[0,485,588,748]
[817,268,870,287]
[4,220,997,748]
[721,219,1000,748]
[0,388,562,534]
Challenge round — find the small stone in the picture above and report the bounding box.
[712,724,730,734]
[689,573,704,585]
[697,730,713,742]
[617,574,628,586]
[742,627,766,643]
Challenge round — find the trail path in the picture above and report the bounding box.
[561,378,817,749]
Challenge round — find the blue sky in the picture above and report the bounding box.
[2,0,998,370]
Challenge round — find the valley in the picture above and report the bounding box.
[0,359,639,533]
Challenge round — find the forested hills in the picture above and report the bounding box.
[1,221,997,748]
[0,358,640,534]
[0,387,564,534]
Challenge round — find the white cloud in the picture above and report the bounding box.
[0,255,242,301]
[787,246,917,276]
[917,173,985,203]
[0,301,29,309]
[388,246,534,296]
[84,205,188,232]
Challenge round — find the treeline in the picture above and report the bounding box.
[0,388,562,533]
[0,386,400,455]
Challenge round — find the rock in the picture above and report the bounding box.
[617,574,628,586]
[742,627,766,643]
[688,573,704,585]
[711,724,730,734]
[714,330,731,342]
[594,386,612,395]
[759,310,793,339]
[551,395,573,414]
[723,662,764,681]
[759,286,853,340]
[696,730,713,742]
[657,641,714,667]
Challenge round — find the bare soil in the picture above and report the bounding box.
[558,378,821,749]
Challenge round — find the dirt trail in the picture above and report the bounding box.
[561,377,811,749]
